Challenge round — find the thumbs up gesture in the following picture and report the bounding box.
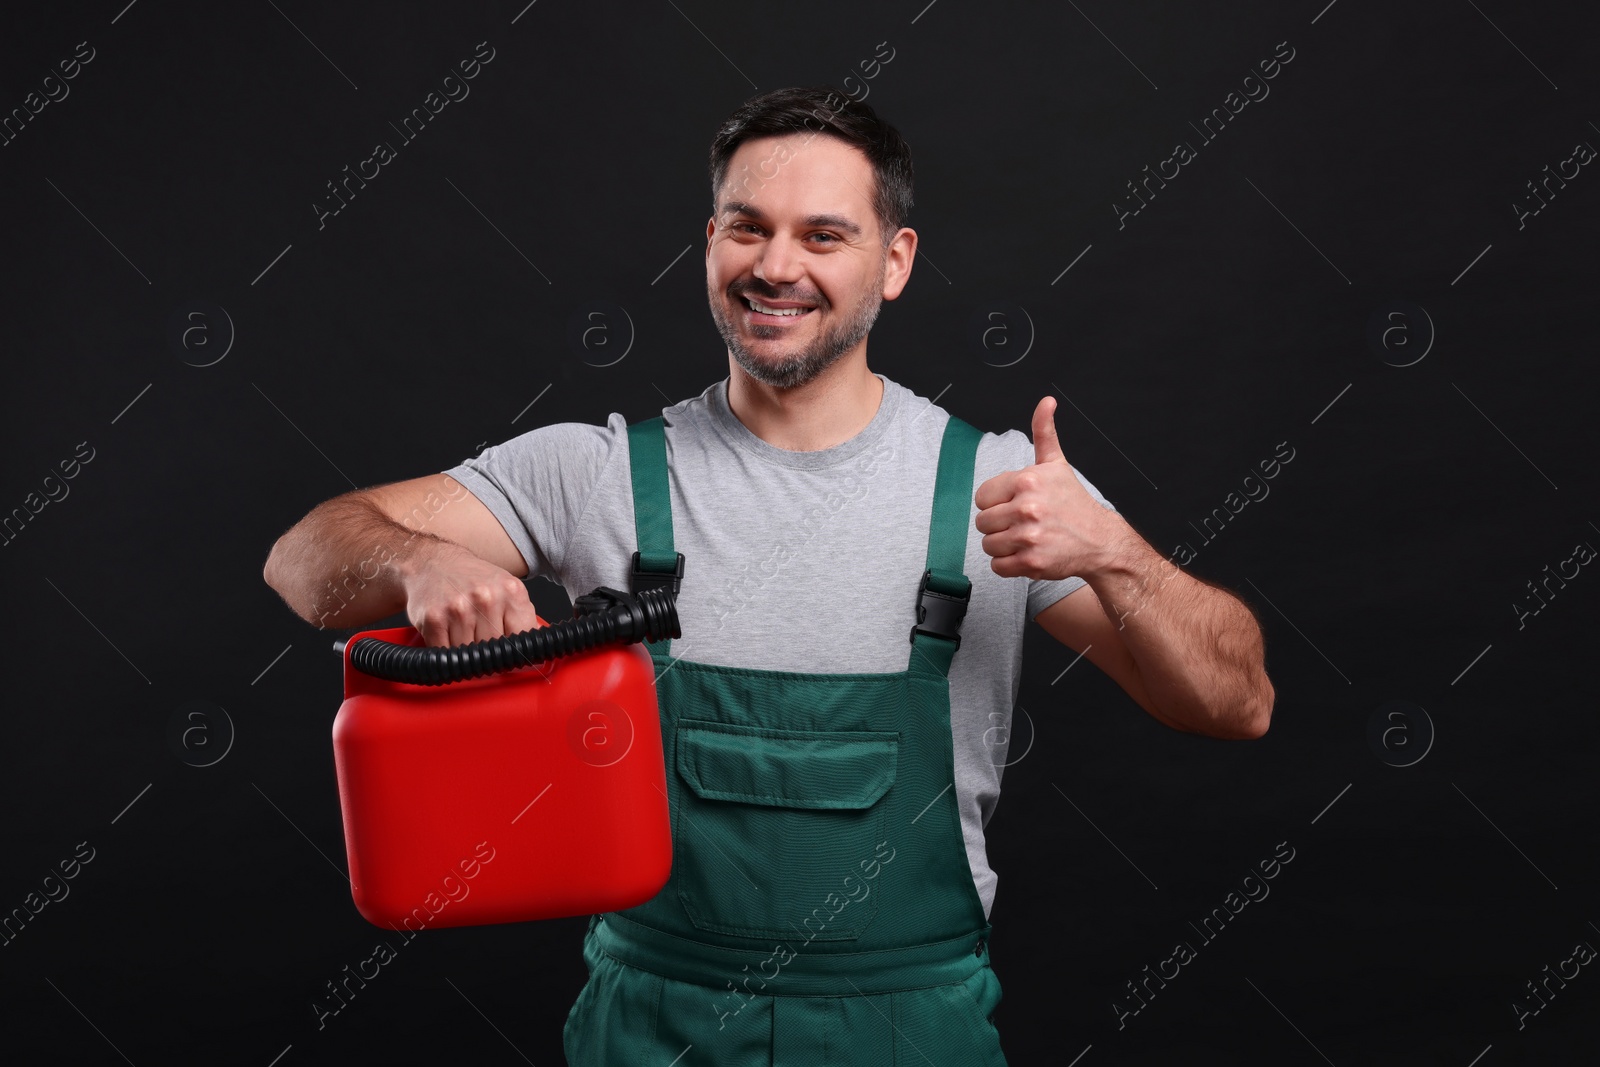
[975,396,1123,581]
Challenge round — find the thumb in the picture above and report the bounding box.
[1032,396,1066,465]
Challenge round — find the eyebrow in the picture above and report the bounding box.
[719,200,863,238]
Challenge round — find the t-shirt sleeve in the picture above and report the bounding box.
[983,429,1119,621]
[441,412,627,582]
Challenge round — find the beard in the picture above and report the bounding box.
[709,254,887,390]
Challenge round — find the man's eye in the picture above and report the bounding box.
[810,233,838,245]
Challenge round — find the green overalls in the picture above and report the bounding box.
[563,414,1007,1066]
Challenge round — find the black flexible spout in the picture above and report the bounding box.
[342,586,679,686]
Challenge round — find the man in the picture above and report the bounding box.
[264,86,1272,1065]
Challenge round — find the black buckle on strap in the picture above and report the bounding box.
[631,550,685,596]
[910,569,970,648]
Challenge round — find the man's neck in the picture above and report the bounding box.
[725,353,885,452]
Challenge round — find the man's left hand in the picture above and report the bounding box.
[974,396,1125,581]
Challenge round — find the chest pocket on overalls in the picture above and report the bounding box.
[672,718,899,942]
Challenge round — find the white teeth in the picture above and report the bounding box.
[746,297,812,316]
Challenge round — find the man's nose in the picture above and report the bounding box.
[753,233,804,286]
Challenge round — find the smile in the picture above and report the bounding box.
[742,296,816,320]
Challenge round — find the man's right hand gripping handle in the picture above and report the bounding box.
[263,474,544,648]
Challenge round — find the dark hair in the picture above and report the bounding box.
[708,86,914,246]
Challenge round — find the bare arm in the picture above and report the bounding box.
[977,396,1273,739]
[1033,539,1274,738]
[263,472,542,646]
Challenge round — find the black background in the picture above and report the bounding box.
[3,1,1597,1064]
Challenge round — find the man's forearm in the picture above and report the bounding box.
[1086,524,1274,738]
[263,493,448,630]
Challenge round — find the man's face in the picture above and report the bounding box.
[706,133,906,390]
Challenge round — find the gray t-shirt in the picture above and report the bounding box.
[444,373,1117,918]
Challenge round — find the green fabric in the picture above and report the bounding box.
[565,413,1005,1065]
[677,720,899,810]
[924,415,982,598]
[590,910,992,992]
[626,416,679,575]
[568,922,1006,1065]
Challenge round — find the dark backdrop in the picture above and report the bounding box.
[3,1,1596,1064]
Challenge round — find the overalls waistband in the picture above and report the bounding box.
[592,912,993,997]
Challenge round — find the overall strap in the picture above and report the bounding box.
[910,415,983,677]
[626,419,684,652]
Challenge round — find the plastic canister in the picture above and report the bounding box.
[331,620,671,930]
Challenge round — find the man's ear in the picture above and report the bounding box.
[882,227,917,301]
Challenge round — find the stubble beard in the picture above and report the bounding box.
[710,253,888,390]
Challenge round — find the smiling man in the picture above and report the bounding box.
[264,86,1273,1066]
[708,186,888,396]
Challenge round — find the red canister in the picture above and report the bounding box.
[331,622,671,931]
